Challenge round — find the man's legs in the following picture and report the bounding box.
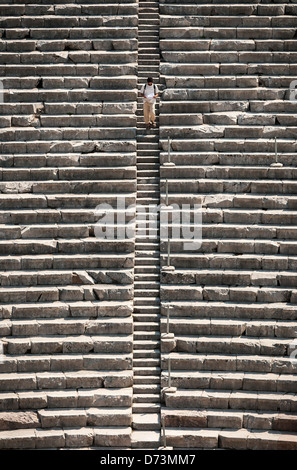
[149,102,156,127]
[143,101,150,128]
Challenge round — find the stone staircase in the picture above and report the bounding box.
[0,0,138,449]
[0,0,297,451]
[132,0,162,449]
[159,0,297,450]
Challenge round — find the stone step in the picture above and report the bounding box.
[134,291,159,300]
[135,244,159,254]
[160,4,288,16]
[160,26,296,40]
[139,12,159,19]
[160,239,297,256]
[3,27,138,40]
[0,356,133,377]
[138,60,160,66]
[160,51,297,65]
[161,426,297,450]
[138,43,160,49]
[132,403,160,414]
[161,14,297,27]
[160,65,297,80]
[134,367,161,376]
[0,37,138,53]
[133,340,160,350]
[163,428,219,450]
[137,171,160,180]
[37,407,132,428]
[133,356,160,368]
[133,384,160,395]
[161,407,297,433]
[160,269,297,288]
[0,153,137,169]
[131,430,160,448]
[0,426,132,449]
[161,224,297,240]
[137,136,159,143]
[160,283,297,304]
[0,254,134,271]
[0,239,134,256]
[0,284,134,303]
[0,193,136,210]
[2,87,138,102]
[0,13,138,27]
[134,266,160,274]
[161,370,297,393]
[133,376,160,385]
[160,164,297,180]
[0,179,136,194]
[133,349,160,359]
[176,210,297,229]
[1,318,133,337]
[160,301,297,321]
[0,300,133,320]
[133,312,161,322]
[134,330,160,340]
[163,389,297,413]
[217,429,297,450]
[0,3,138,14]
[0,269,135,287]
[134,298,160,307]
[133,394,160,404]
[135,273,159,281]
[159,151,297,167]
[3,334,134,355]
[160,38,297,52]
[136,190,160,198]
[160,318,297,339]
[135,251,160,260]
[172,335,292,356]
[138,65,160,72]
[137,155,160,161]
[138,46,160,53]
[137,163,159,171]
[0,47,138,63]
[161,109,297,126]
[134,321,159,331]
[138,22,160,29]
[137,181,160,190]
[160,177,297,194]
[132,413,160,430]
[3,64,137,80]
[0,386,133,409]
[161,353,297,375]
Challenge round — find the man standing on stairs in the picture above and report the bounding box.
[140,77,159,130]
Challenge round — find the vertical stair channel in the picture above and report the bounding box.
[132,0,161,449]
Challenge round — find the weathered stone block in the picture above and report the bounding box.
[93,427,131,447]
[0,411,39,430]
[64,428,94,448]
[35,429,65,449]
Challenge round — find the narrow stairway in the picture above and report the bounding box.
[132,0,162,449]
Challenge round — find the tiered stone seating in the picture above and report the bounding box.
[159,0,297,450]
[1,0,297,451]
[0,0,137,449]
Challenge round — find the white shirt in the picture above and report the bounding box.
[141,83,159,104]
